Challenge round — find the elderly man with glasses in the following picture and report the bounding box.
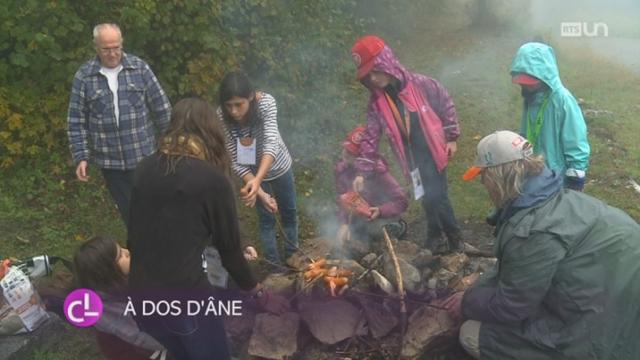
[67,23,171,225]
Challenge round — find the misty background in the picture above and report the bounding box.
[293,0,640,239]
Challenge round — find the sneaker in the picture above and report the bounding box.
[384,219,408,239]
[447,232,465,253]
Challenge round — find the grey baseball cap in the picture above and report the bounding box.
[463,130,532,181]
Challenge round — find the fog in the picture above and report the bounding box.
[295,0,640,241]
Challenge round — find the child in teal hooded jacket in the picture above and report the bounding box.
[510,42,590,190]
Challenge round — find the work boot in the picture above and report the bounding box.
[447,231,466,253]
[425,234,448,255]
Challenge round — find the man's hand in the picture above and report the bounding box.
[446,141,457,158]
[352,176,364,194]
[75,160,90,182]
[243,246,258,261]
[368,207,381,220]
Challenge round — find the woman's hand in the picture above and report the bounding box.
[257,189,278,213]
[241,177,262,207]
[243,246,258,261]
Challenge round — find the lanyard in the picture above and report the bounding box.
[385,93,411,142]
[385,93,416,167]
[526,92,550,149]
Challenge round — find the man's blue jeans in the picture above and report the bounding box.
[256,169,299,264]
[101,168,135,226]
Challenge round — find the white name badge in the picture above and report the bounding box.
[237,137,256,165]
[410,168,424,201]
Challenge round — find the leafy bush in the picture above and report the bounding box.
[0,0,364,169]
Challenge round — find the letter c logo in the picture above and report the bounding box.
[63,289,103,327]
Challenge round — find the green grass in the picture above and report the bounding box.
[2,28,639,360]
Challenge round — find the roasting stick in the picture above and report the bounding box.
[382,227,408,335]
[289,273,324,302]
[258,257,300,273]
[265,182,315,264]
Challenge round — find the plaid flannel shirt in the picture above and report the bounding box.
[67,53,171,170]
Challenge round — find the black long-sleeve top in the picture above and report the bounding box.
[127,153,256,292]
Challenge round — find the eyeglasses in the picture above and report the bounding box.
[98,46,122,54]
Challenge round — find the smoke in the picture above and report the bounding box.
[237,1,639,243]
[528,0,640,74]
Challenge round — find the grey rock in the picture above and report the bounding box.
[401,306,457,359]
[360,253,379,268]
[358,296,398,339]
[384,255,422,293]
[439,253,469,274]
[299,299,366,345]
[262,273,297,297]
[248,312,300,359]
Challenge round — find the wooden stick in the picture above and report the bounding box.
[266,182,315,264]
[289,273,323,301]
[382,227,408,335]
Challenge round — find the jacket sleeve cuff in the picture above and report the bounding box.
[565,168,586,178]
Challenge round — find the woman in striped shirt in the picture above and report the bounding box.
[218,72,298,266]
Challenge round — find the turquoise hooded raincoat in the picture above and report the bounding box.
[510,42,590,180]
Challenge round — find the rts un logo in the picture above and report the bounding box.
[561,22,609,37]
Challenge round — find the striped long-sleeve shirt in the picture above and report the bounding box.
[218,93,292,181]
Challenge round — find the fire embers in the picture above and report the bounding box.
[339,191,371,218]
[303,258,353,297]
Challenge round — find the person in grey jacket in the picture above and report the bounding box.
[73,235,166,359]
[459,130,640,359]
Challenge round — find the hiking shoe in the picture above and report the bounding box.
[425,236,449,255]
[447,232,466,253]
[384,219,408,239]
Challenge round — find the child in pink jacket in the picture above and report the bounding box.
[335,126,408,246]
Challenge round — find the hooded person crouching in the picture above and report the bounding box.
[458,130,640,359]
[335,126,408,252]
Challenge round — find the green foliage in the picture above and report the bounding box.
[0,0,363,169]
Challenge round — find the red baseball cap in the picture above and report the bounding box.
[352,35,385,80]
[511,73,541,86]
[343,126,366,155]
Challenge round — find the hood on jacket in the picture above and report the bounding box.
[499,167,563,223]
[510,42,563,91]
[361,46,411,91]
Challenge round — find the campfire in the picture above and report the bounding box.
[303,258,354,297]
[232,229,497,360]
